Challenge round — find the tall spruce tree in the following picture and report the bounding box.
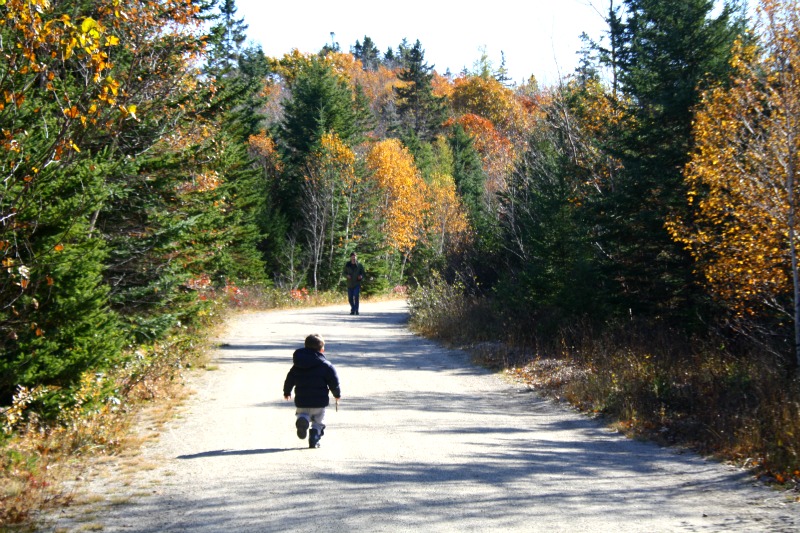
[205,0,249,75]
[276,59,361,213]
[352,36,381,71]
[447,123,501,289]
[202,0,271,286]
[0,0,220,403]
[270,58,364,285]
[590,0,746,323]
[393,40,447,142]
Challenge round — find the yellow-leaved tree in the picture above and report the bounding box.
[366,139,429,274]
[668,0,800,368]
[426,173,471,255]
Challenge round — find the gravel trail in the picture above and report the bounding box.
[45,300,797,532]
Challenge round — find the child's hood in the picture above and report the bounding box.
[292,347,326,369]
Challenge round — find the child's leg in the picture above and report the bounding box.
[308,407,326,433]
[307,408,326,448]
[295,410,310,439]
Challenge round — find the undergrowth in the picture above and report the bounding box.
[408,277,800,492]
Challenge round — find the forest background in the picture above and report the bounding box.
[2,0,800,523]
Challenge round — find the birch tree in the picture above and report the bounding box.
[669,0,800,369]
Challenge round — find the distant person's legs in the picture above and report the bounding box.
[348,286,357,314]
[351,285,360,315]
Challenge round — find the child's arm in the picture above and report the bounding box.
[283,368,295,400]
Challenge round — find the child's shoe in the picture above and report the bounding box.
[309,428,321,448]
[296,417,309,439]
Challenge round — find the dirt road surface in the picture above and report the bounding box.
[44,300,797,532]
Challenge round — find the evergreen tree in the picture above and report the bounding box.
[496,94,604,329]
[383,47,397,68]
[0,162,124,402]
[270,59,366,285]
[202,1,271,286]
[352,36,381,71]
[0,0,217,402]
[205,0,249,75]
[447,123,501,289]
[275,59,361,217]
[589,0,746,322]
[449,124,486,217]
[393,40,447,142]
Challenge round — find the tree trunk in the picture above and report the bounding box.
[788,136,800,372]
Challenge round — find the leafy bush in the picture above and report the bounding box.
[408,272,499,342]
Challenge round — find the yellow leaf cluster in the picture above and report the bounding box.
[452,76,530,135]
[305,133,358,197]
[426,172,471,253]
[366,139,429,252]
[671,0,800,315]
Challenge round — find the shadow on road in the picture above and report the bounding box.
[177,448,295,459]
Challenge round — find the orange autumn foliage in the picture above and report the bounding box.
[449,114,515,195]
[452,74,530,134]
[669,0,800,317]
[366,139,429,252]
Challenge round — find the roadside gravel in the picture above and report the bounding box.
[43,300,798,532]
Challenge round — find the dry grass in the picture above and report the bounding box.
[1,329,207,527]
[495,334,800,488]
[408,283,800,492]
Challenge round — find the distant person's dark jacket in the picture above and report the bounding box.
[283,348,341,408]
[343,261,365,289]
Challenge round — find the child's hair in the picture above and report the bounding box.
[304,334,325,352]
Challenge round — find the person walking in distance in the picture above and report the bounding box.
[343,251,365,315]
[283,334,341,449]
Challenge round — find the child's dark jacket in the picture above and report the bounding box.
[283,348,341,408]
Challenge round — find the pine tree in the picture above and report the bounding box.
[393,40,447,142]
[352,36,381,71]
[202,1,271,286]
[449,124,486,217]
[0,0,216,401]
[447,123,501,288]
[205,0,249,75]
[276,58,361,209]
[589,0,747,322]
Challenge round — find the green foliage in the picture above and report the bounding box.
[495,95,606,332]
[0,0,271,406]
[0,237,123,401]
[205,0,250,76]
[586,0,746,323]
[448,124,485,215]
[278,59,362,162]
[352,36,382,71]
[446,123,502,289]
[274,58,364,235]
[394,40,448,142]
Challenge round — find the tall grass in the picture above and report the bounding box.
[408,278,800,484]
